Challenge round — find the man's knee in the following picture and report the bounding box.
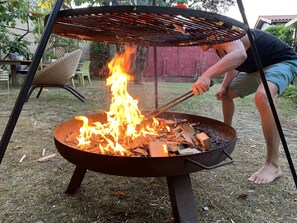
[255,82,279,102]
[255,90,267,106]
[224,89,238,100]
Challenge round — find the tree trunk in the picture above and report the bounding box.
[133,46,148,84]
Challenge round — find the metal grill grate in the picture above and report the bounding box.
[49,6,248,47]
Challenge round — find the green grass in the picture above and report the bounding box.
[1,80,297,223]
[281,85,297,101]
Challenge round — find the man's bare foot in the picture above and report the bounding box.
[248,165,282,184]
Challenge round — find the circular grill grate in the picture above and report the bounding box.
[50,6,248,47]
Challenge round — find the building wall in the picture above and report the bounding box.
[1,20,37,59]
[260,23,270,31]
[144,46,220,82]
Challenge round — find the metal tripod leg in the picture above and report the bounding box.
[0,0,64,163]
[237,0,297,188]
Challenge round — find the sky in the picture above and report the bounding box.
[224,0,297,27]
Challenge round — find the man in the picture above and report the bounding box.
[192,29,297,184]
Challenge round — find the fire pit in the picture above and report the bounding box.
[54,111,236,178]
[54,111,236,222]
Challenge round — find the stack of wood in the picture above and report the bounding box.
[64,118,212,157]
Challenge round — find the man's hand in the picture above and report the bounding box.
[192,76,210,95]
[215,86,227,101]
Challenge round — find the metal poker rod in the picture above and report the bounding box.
[146,90,194,118]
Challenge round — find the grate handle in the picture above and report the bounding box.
[185,149,234,170]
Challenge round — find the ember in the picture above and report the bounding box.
[64,116,220,157]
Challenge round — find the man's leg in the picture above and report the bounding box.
[221,90,238,126]
[249,82,282,184]
[223,71,261,126]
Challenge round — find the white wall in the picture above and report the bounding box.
[3,18,91,60]
[7,20,38,55]
[260,23,270,31]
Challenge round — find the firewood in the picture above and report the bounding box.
[125,150,133,157]
[13,146,22,150]
[166,141,180,152]
[127,138,143,149]
[180,123,196,135]
[64,132,79,145]
[162,119,176,126]
[189,134,199,146]
[149,141,168,157]
[38,153,56,162]
[169,153,177,156]
[196,132,212,151]
[133,147,148,156]
[178,148,201,155]
[62,117,217,157]
[159,120,169,129]
[166,134,176,140]
[19,154,26,163]
[181,131,195,147]
[87,147,101,154]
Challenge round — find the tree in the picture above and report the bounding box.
[265,25,294,47]
[30,0,79,60]
[0,0,32,58]
[89,42,112,78]
[2,0,236,78]
[0,0,75,59]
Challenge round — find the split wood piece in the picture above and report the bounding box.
[64,132,79,145]
[180,123,200,146]
[133,148,148,156]
[128,138,144,149]
[149,141,168,157]
[124,150,133,157]
[181,131,195,147]
[178,148,201,155]
[196,132,212,151]
[38,153,56,162]
[166,134,177,140]
[167,141,180,152]
[180,123,196,135]
[19,154,26,163]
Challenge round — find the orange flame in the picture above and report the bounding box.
[163,144,168,154]
[75,48,164,156]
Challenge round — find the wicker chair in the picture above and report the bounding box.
[26,49,84,102]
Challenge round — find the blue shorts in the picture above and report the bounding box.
[229,59,297,98]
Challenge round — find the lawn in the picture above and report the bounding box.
[0,80,297,223]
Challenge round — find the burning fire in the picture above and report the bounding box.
[75,48,167,156]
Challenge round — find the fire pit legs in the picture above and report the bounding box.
[167,175,198,223]
[64,166,199,221]
[65,166,87,194]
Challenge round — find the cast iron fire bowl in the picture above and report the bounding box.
[54,112,237,177]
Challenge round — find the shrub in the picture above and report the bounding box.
[281,85,297,102]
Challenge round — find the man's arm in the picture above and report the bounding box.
[216,70,238,100]
[203,40,247,79]
[192,39,247,95]
[221,70,238,89]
